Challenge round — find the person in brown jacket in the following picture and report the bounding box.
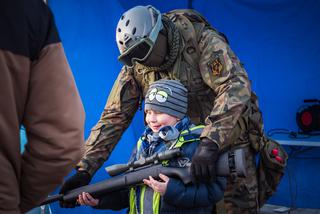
[0,0,85,213]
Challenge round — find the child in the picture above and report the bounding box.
[78,79,226,213]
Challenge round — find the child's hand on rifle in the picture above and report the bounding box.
[77,192,99,207]
[143,173,169,196]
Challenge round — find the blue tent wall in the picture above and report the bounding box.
[48,0,320,213]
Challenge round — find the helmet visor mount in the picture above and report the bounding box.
[118,7,163,67]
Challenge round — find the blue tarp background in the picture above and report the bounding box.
[41,0,320,213]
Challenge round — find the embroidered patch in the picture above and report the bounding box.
[210,57,223,76]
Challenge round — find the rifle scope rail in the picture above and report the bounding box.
[106,147,182,176]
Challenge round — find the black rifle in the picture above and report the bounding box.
[42,147,246,205]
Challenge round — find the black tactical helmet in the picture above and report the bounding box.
[116,5,163,67]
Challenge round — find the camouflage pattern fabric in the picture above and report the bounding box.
[77,10,262,213]
[224,146,259,214]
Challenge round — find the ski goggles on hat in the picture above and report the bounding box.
[118,9,163,67]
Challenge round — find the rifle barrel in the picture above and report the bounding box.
[41,194,63,205]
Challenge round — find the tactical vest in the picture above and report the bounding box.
[129,125,204,214]
[132,10,227,125]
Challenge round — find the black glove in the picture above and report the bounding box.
[191,138,219,183]
[59,170,92,208]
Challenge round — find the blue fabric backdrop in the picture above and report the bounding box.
[47,0,320,213]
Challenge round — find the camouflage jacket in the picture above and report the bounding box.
[78,12,252,175]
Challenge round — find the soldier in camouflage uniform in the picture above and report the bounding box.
[60,5,262,213]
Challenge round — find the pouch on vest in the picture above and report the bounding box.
[248,93,288,207]
[257,137,288,207]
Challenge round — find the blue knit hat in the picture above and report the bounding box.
[145,80,188,119]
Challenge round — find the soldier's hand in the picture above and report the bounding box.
[59,170,92,208]
[191,138,219,183]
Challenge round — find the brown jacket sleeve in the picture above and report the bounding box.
[0,0,85,212]
[20,43,85,212]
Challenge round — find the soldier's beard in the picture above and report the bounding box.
[142,32,168,67]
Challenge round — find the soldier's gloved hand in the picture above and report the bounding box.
[191,138,219,183]
[59,170,92,208]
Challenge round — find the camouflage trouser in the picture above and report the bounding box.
[223,146,259,214]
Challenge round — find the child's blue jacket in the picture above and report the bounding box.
[94,117,226,213]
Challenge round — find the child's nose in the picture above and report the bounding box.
[149,113,158,121]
